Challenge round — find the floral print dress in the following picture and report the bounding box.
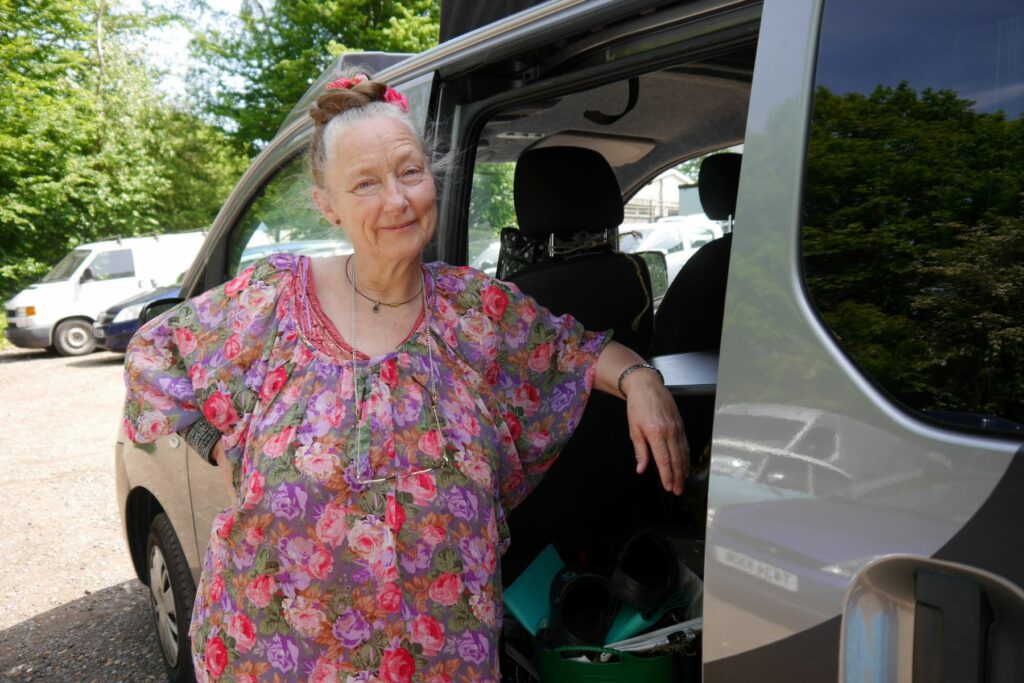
[123,253,609,682]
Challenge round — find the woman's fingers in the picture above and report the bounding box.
[626,381,690,494]
[647,421,687,494]
[630,425,652,475]
[667,424,689,494]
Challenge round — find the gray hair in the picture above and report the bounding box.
[307,80,448,191]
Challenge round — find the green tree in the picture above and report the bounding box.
[189,0,440,155]
[469,162,516,236]
[0,0,246,300]
[803,83,1024,424]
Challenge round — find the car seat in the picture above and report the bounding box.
[646,153,740,516]
[498,146,655,355]
[499,146,658,582]
[650,152,740,356]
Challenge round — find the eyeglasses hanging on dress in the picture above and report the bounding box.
[354,374,454,485]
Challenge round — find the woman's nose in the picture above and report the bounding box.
[381,175,410,210]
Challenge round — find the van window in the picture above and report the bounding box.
[467,162,516,276]
[227,155,352,276]
[802,0,1024,435]
[40,249,90,283]
[88,249,135,280]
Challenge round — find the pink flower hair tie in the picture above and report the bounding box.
[325,73,409,113]
[326,74,368,90]
[382,87,410,113]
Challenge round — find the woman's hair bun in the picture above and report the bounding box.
[309,80,388,126]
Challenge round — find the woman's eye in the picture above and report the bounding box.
[401,167,425,182]
[352,180,379,194]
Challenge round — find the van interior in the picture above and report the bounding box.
[437,15,761,675]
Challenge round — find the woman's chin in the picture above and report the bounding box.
[371,238,431,264]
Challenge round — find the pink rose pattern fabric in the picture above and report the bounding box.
[123,254,608,682]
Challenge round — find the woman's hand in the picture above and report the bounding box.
[594,341,690,494]
[621,368,690,494]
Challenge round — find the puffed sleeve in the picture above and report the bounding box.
[122,255,293,468]
[470,273,612,510]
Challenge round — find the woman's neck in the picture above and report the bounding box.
[347,254,423,301]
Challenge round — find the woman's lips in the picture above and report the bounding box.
[380,220,415,231]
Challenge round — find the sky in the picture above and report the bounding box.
[816,0,1024,118]
[126,0,242,97]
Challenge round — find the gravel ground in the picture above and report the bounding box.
[0,347,166,681]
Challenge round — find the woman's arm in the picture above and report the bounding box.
[594,340,689,494]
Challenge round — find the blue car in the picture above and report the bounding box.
[94,284,181,352]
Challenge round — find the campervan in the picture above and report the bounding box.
[4,231,204,355]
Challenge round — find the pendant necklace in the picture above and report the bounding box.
[346,256,423,313]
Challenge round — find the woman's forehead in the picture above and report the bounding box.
[331,117,426,173]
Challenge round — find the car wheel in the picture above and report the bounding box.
[147,513,197,683]
[53,319,96,356]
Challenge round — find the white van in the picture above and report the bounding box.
[4,231,205,355]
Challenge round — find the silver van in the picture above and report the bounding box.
[117,1,1024,680]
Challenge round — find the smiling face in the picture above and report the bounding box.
[313,115,437,268]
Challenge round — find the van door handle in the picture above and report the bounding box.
[913,570,991,683]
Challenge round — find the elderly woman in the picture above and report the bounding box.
[123,75,687,682]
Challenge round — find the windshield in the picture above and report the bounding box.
[638,229,681,253]
[40,249,90,283]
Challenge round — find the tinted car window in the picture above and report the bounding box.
[468,161,516,271]
[227,155,352,276]
[89,249,135,280]
[688,228,715,249]
[802,0,1024,435]
[41,249,89,282]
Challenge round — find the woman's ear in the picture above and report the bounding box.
[312,187,339,225]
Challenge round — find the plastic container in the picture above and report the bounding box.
[536,645,675,683]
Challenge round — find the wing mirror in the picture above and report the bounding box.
[139,297,185,326]
[634,250,669,301]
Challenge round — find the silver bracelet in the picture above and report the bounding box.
[617,362,664,396]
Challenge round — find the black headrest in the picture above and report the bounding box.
[698,153,742,221]
[514,147,624,240]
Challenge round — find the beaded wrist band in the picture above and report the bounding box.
[178,417,222,465]
[617,362,664,396]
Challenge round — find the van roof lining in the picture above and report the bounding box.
[475,58,752,192]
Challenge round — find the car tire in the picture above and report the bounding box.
[147,513,197,683]
[53,319,96,356]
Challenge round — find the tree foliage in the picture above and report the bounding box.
[0,0,246,300]
[469,162,517,236]
[189,0,440,155]
[803,83,1024,425]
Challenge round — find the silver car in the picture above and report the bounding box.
[118,1,1024,681]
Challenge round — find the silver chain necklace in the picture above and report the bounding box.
[349,257,448,484]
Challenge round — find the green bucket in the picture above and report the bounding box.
[536,645,675,683]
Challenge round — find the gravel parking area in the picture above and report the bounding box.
[0,347,165,682]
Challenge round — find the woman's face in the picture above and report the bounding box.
[313,116,437,266]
